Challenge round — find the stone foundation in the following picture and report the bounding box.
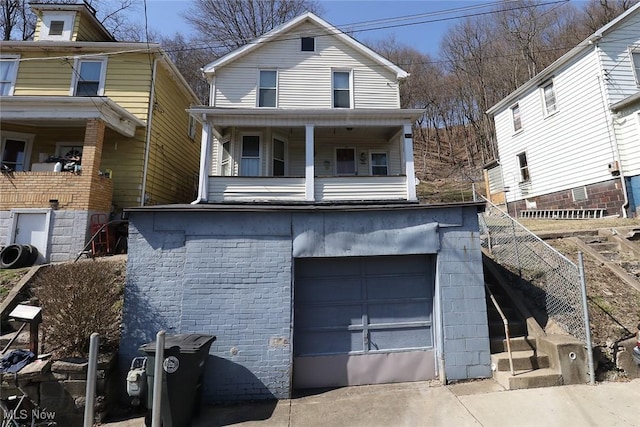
[0,353,117,427]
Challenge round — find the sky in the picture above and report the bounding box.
[141,0,504,57]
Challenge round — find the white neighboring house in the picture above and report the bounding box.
[189,12,423,203]
[486,3,640,218]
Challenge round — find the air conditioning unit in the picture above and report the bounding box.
[608,161,620,175]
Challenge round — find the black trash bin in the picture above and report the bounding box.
[139,333,216,427]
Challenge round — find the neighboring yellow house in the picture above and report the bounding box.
[0,2,201,263]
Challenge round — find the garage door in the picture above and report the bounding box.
[293,255,436,389]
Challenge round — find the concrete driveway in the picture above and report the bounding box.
[103,378,640,427]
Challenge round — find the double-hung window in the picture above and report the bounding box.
[542,82,557,115]
[632,51,640,86]
[240,135,260,176]
[258,70,277,107]
[511,103,522,133]
[1,134,32,172]
[0,56,19,96]
[370,152,389,176]
[517,152,530,183]
[220,140,232,176]
[72,58,107,96]
[333,71,351,108]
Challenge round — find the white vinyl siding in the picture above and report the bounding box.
[614,109,640,176]
[212,21,400,109]
[494,47,616,203]
[597,11,640,102]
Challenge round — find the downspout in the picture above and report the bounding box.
[594,41,629,217]
[140,57,159,207]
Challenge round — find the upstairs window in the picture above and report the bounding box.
[72,59,106,96]
[542,82,557,115]
[511,103,522,132]
[0,56,19,96]
[632,51,640,86]
[333,71,351,108]
[258,70,277,107]
[301,37,315,52]
[517,152,530,183]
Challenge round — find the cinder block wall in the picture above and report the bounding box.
[121,205,490,402]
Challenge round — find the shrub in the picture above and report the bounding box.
[32,260,125,358]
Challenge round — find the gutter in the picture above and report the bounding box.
[140,57,158,207]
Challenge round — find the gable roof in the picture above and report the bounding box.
[486,2,640,115]
[201,12,409,80]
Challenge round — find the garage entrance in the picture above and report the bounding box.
[293,255,436,389]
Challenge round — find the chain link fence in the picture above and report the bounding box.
[476,195,586,344]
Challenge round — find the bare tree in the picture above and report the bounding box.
[582,0,638,32]
[184,0,323,57]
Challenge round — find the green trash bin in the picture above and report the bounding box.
[139,333,216,427]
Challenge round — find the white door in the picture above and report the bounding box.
[14,212,48,262]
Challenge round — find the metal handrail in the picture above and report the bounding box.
[74,219,128,262]
[485,283,515,376]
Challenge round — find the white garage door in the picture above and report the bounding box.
[293,255,436,389]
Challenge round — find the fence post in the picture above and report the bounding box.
[578,252,596,385]
[152,330,165,427]
[83,333,99,427]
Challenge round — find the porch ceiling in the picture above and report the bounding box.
[0,96,145,137]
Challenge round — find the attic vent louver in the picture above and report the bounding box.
[49,20,65,36]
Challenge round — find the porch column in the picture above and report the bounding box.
[305,124,315,201]
[82,119,105,179]
[404,124,417,201]
[193,120,212,204]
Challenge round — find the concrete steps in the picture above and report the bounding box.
[493,368,563,390]
[491,350,550,371]
[490,336,536,353]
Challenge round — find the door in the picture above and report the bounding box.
[293,255,436,389]
[13,212,48,262]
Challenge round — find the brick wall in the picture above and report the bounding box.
[508,178,626,217]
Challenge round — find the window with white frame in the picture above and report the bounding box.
[72,58,107,96]
[370,152,388,176]
[258,70,277,107]
[220,140,232,176]
[272,138,286,176]
[301,37,315,52]
[39,12,74,41]
[336,148,356,175]
[0,55,19,96]
[632,51,640,86]
[542,81,557,115]
[1,135,32,172]
[511,103,522,132]
[240,135,260,176]
[517,152,530,183]
[333,71,351,108]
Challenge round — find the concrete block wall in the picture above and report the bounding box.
[438,211,491,380]
[48,210,96,263]
[121,204,491,402]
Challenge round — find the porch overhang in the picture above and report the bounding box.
[187,107,424,127]
[0,96,145,137]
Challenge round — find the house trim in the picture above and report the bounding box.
[0,96,145,137]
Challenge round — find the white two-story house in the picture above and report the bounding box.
[486,3,640,218]
[121,13,491,403]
